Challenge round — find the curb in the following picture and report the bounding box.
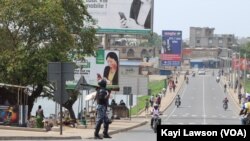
[221,77,241,111]
[0,136,82,140]
[0,125,47,132]
[162,77,185,113]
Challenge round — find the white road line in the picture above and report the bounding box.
[164,85,187,121]
[219,81,239,116]
[203,76,206,124]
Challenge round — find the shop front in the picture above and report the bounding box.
[0,83,29,126]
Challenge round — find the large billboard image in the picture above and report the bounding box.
[160,30,182,66]
[84,0,153,34]
[74,50,119,90]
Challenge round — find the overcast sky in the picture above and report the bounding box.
[153,0,250,39]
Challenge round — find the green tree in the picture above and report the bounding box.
[139,32,162,47]
[240,42,250,58]
[0,0,98,121]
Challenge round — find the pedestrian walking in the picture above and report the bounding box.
[36,105,45,128]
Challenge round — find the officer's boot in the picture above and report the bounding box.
[94,123,103,139]
[103,123,112,138]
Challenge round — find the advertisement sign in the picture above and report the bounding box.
[75,50,119,89]
[84,0,153,34]
[160,30,182,66]
[232,58,250,70]
[0,105,19,125]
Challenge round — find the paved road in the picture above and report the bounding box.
[84,124,157,141]
[162,73,240,125]
[77,72,242,141]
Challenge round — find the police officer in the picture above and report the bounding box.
[94,79,112,139]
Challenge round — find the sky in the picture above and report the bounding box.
[153,0,250,39]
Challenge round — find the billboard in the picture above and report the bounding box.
[232,58,250,71]
[160,30,182,66]
[75,50,119,89]
[84,0,153,34]
[0,105,19,125]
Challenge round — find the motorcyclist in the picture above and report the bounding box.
[150,104,161,128]
[216,76,220,82]
[176,95,181,101]
[175,95,181,106]
[223,97,229,104]
[223,97,229,109]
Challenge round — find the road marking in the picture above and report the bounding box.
[191,114,198,117]
[164,85,187,121]
[202,77,206,124]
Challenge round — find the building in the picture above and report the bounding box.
[189,27,237,49]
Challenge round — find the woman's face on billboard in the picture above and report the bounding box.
[107,57,117,69]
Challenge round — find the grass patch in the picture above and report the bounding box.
[244,79,250,93]
[130,79,166,115]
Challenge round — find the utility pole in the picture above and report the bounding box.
[237,52,241,95]
[244,53,247,93]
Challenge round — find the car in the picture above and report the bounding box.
[198,69,206,75]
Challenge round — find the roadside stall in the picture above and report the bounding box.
[0,83,29,126]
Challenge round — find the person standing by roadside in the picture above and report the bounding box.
[173,83,176,92]
[238,92,242,104]
[145,99,149,113]
[239,97,250,125]
[149,95,154,107]
[94,79,112,139]
[162,88,166,97]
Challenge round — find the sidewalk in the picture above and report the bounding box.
[137,75,184,118]
[221,76,242,111]
[0,75,184,140]
[0,118,147,140]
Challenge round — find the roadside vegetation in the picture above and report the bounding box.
[130,79,166,115]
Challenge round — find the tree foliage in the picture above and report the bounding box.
[0,0,98,120]
[240,42,250,58]
[139,32,162,47]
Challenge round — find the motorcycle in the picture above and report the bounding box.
[175,99,181,108]
[152,115,161,133]
[223,102,228,110]
[216,77,220,83]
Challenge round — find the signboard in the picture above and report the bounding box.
[96,49,105,64]
[160,30,182,66]
[123,86,132,95]
[232,58,250,70]
[75,50,120,90]
[0,106,19,125]
[84,0,153,34]
[48,62,74,104]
